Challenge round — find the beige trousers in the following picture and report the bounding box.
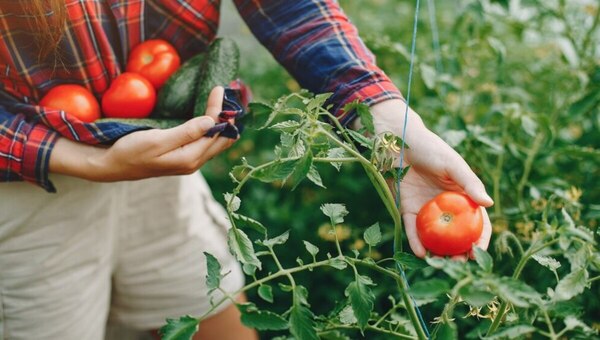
[0,173,243,340]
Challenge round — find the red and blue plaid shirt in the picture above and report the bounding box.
[0,0,402,192]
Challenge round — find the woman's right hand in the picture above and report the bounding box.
[49,86,236,181]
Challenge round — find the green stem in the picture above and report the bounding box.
[319,324,417,339]
[542,309,557,339]
[486,238,561,336]
[431,277,472,337]
[491,122,508,217]
[516,134,544,210]
[589,275,600,283]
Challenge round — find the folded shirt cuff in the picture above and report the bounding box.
[21,123,60,193]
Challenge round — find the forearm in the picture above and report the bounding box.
[48,137,106,182]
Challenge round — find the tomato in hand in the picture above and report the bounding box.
[39,84,101,123]
[126,39,180,89]
[102,72,156,118]
[416,191,483,256]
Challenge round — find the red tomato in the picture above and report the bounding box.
[39,84,101,123]
[102,73,156,118]
[416,192,483,256]
[126,39,180,89]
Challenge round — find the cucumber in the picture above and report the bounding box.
[193,38,239,117]
[153,53,206,119]
[98,118,183,129]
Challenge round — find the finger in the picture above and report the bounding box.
[204,86,225,121]
[155,116,216,153]
[199,135,237,163]
[448,158,494,207]
[403,213,427,258]
[155,136,218,169]
[469,208,492,259]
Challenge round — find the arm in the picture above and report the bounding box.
[2,87,235,192]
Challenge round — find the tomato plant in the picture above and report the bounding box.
[39,84,100,122]
[416,191,483,256]
[126,39,180,89]
[102,72,156,118]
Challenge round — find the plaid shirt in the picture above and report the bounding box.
[0,0,402,192]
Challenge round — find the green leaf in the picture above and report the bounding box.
[238,303,288,331]
[246,102,274,129]
[320,330,352,340]
[303,241,319,257]
[339,305,357,325]
[344,100,374,135]
[420,64,437,89]
[329,257,348,270]
[306,92,332,112]
[459,284,495,307]
[159,316,199,340]
[252,158,298,183]
[327,147,349,171]
[287,150,313,190]
[554,268,589,301]
[493,277,540,308]
[224,193,240,212]
[347,129,374,150]
[473,247,493,273]
[269,120,302,133]
[483,325,536,340]
[307,165,326,188]
[262,230,290,248]
[204,252,222,292]
[289,292,318,340]
[258,284,274,303]
[531,254,561,273]
[433,321,458,340]
[569,89,600,116]
[231,213,267,235]
[393,252,428,270]
[345,278,375,330]
[227,228,261,269]
[409,279,450,300]
[320,203,349,225]
[363,223,382,247]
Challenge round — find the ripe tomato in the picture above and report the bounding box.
[126,39,180,89]
[416,191,483,256]
[102,73,156,118]
[39,84,101,123]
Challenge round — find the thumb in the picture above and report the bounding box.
[448,158,494,207]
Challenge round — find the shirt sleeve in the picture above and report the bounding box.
[233,0,404,125]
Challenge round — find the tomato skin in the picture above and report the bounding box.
[416,192,483,256]
[102,73,156,118]
[39,84,101,123]
[126,39,180,89]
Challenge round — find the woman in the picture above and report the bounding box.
[0,0,493,339]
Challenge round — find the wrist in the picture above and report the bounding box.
[49,137,108,181]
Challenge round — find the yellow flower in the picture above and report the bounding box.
[515,221,535,240]
[492,219,509,234]
[317,223,351,242]
[531,198,547,211]
[566,186,583,203]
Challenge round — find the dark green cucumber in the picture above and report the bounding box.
[153,53,207,119]
[98,118,183,129]
[193,38,240,117]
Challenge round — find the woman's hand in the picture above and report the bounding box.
[49,87,236,181]
[369,99,493,260]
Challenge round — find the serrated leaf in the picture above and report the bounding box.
[339,305,357,325]
[532,254,561,272]
[242,263,257,276]
[227,228,261,269]
[394,252,428,270]
[287,150,313,190]
[493,277,540,308]
[270,120,302,133]
[473,247,493,273]
[247,102,274,129]
[238,303,288,331]
[347,129,374,150]
[224,193,240,212]
[554,268,588,301]
[231,213,267,235]
[289,291,318,340]
[483,325,536,340]
[344,100,374,135]
[409,278,450,300]
[159,316,199,340]
[262,230,290,247]
[563,315,595,334]
[306,92,332,112]
[258,285,274,303]
[307,165,326,188]
[204,252,222,291]
[303,241,319,257]
[252,158,298,183]
[327,147,348,171]
[363,223,381,247]
[320,203,348,225]
[345,278,375,330]
[459,284,495,307]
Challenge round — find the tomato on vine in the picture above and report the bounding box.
[416,191,483,256]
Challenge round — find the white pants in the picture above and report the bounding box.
[0,173,244,340]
